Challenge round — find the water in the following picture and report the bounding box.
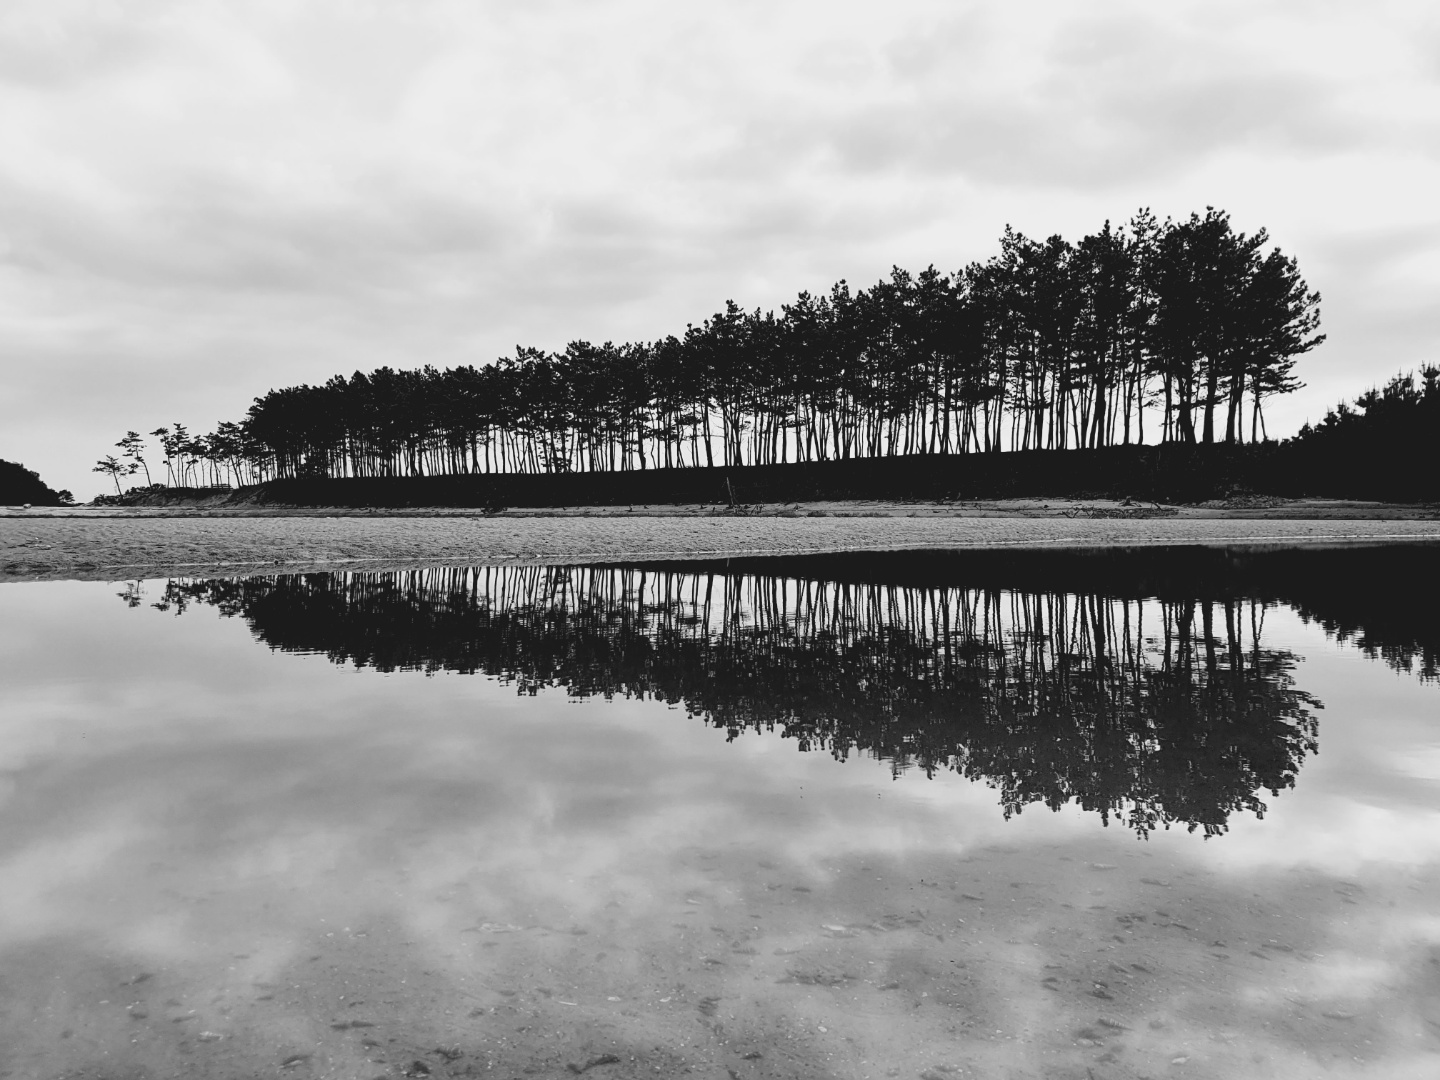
[1,544,1437,1079]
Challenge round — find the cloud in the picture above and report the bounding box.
[730,7,1368,192]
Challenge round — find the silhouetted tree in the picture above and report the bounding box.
[116,431,151,486]
[92,454,131,494]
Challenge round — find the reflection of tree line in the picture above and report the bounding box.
[149,562,1324,838]
[649,545,1440,686]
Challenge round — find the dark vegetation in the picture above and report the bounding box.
[1284,367,1440,501]
[241,443,1271,507]
[127,544,1439,836]
[97,208,1384,505]
[0,459,72,506]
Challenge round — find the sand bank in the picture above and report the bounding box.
[3,502,1438,582]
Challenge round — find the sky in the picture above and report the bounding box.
[2,0,1437,498]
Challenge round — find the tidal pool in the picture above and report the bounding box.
[1,545,1437,1080]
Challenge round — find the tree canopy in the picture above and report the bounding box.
[1,459,72,506]
[109,209,1324,486]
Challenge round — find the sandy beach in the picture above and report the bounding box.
[3,499,1437,582]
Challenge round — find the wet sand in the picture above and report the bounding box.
[2,501,1439,581]
[20,836,1430,1080]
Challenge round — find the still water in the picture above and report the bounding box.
[1,545,1437,1080]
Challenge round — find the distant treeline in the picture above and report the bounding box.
[1285,367,1440,501]
[0,459,72,506]
[98,208,1324,491]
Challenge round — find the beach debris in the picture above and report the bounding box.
[567,1054,621,1073]
[779,971,853,987]
[197,1031,223,1042]
[403,1062,431,1077]
[280,1053,312,1069]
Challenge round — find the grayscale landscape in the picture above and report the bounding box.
[2,4,1437,1079]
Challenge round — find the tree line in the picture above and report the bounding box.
[0,459,73,506]
[1274,366,1440,503]
[97,208,1323,488]
[1292,366,1439,455]
[93,422,250,494]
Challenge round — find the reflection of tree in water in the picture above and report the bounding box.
[152,562,1321,838]
[1275,547,1438,685]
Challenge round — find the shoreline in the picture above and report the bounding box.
[5,495,1439,520]
[4,503,1439,583]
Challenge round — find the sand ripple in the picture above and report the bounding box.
[4,513,1439,581]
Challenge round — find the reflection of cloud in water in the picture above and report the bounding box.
[0,820,136,939]
[2,558,1439,1078]
[1199,800,1440,877]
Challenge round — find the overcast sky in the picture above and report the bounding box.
[3,0,1437,496]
